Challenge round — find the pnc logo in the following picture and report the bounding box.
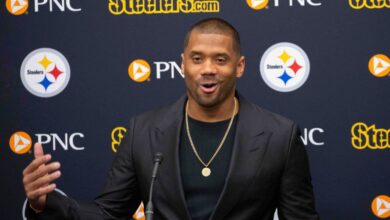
[6,0,28,15]
[128,59,183,83]
[368,54,390,77]
[128,60,151,83]
[246,0,269,10]
[111,126,127,153]
[349,0,390,9]
[351,122,389,150]
[133,203,145,220]
[9,131,32,154]
[260,42,310,92]
[108,0,220,16]
[6,0,81,14]
[9,131,85,154]
[372,195,390,218]
[246,0,321,10]
[21,48,70,98]
[300,127,325,146]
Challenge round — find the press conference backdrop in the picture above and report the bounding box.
[1,0,389,219]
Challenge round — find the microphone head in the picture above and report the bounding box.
[155,152,163,163]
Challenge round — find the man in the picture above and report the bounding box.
[23,18,320,220]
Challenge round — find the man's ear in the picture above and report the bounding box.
[236,56,245,78]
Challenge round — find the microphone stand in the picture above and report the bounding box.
[145,152,163,220]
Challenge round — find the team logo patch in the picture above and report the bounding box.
[260,42,310,92]
[20,48,71,98]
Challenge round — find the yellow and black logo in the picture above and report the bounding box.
[349,0,390,9]
[111,127,127,153]
[108,0,220,15]
[351,122,389,150]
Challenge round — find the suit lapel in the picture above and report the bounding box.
[149,96,192,220]
[147,94,272,220]
[210,95,272,220]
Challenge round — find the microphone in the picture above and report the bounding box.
[145,152,163,220]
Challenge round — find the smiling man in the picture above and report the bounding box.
[23,18,320,220]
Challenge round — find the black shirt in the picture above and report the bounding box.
[179,116,237,220]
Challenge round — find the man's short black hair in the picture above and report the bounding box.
[183,17,241,56]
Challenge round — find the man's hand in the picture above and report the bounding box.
[22,143,62,212]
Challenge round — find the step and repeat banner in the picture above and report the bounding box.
[1,0,389,219]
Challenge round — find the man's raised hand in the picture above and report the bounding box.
[22,143,61,212]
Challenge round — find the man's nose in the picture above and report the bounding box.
[201,59,217,75]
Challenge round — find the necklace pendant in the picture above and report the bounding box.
[202,167,211,177]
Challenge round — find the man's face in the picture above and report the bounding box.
[181,31,245,108]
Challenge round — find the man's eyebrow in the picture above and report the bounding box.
[188,51,230,57]
[189,51,202,56]
[215,53,229,58]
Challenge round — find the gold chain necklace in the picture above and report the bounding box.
[185,97,237,177]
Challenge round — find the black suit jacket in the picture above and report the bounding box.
[27,94,319,220]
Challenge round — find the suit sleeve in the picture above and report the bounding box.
[26,117,141,220]
[277,124,320,220]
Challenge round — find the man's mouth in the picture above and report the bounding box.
[200,82,218,94]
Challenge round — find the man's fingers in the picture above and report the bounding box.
[23,143,58,212]
[23,154,52,176]
[23,162,61,185]
[34,143,44,159]
[26,170,61,193]
[27,184,56,200]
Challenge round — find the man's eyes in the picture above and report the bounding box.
[190,56,228,64]
[192,56,202,62]
[216,57,227,63]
